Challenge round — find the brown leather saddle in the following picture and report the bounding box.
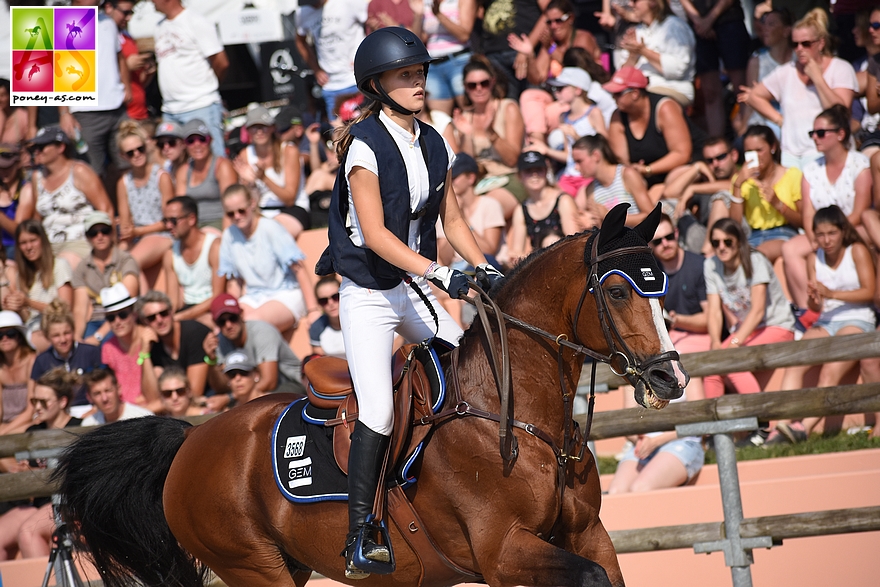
[303,343,482,584]
[303,343,437,479]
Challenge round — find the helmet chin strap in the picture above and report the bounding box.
[367,77,421,116]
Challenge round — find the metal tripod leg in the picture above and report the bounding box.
[40,496,85,587]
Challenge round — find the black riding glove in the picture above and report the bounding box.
[475,263,505,293]
[427,265,470,299]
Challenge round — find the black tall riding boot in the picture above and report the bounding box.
[343,420,391,579]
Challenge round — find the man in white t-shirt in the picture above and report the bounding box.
[81,368,153,425]
[295,0,367,120]
[60,1,131,175]
[152,0,229,157]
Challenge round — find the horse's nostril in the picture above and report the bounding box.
[648,368,676,387]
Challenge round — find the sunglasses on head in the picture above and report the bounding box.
[86,225,113,238]
[318,292,340,306]
[545,13,570,25]
[144,308,171,323]
[710,238,735,249]
[465,79,492,91]
[225,208,249,219]
[808,128,840,139]
[791,39,817,48]
[705,151,729,164]
[161,386,187,398]
[185,135,209,145]
[30,397,54,408]
[157,138,181,149]
[649,232,676,247]
[106,308,132,322]
[124,144,146,158]
[0,328,19,340]
[216,313,241,327]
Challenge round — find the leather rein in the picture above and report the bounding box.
[417,232,682,499]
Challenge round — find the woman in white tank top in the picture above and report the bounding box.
[232,106,308,239]
[772,205,876,444]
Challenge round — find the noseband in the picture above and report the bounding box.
[573,232,682,390]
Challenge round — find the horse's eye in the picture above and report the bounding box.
[608,286,626,300]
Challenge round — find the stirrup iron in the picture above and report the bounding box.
[351,514,395,575]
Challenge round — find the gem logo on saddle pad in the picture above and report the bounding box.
[272,398,350,502]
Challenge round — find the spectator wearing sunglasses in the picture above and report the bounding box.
[137,289,211,401]
[20,126,114,269]
[217,184,320,340]
[98,283,156,410]
[174,119,237,228]
[158,366,204,418]
[106,0,152,122]
[161,196,222,326]
[203,294,305,406]
[154,120,188,183]
[737,8,857,171]
[703,218,795,401]
[223,351,266,408]
[115,121,174,292]
[71,211,140,345]
[785,105,871,316]
[661,136,744,254]
[649,213,709,396]
[309,276,345,359]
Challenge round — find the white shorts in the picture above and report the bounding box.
[239,288,306,321]
[339,276,463,435]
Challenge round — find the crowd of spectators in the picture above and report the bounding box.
[3,0,880,554]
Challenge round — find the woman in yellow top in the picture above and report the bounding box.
[730,124,803,263]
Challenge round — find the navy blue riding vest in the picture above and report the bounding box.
[315,114,449,290]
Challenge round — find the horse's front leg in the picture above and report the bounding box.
[553,456,625,587]
[479,529,613,587]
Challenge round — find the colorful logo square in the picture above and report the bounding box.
[53,8,97,52]
[9,6,98,102]
[11,8,54,51]
[11,50,52,92]
[55,51,95,93]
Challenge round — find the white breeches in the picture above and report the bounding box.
[339,276,463,436]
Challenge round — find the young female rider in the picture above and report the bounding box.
[315,27,503,579]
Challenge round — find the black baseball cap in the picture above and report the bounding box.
[517,151,547,171]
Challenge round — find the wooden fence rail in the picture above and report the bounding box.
[581,382,880,440]
[580,330,880,389]
[608,506,880,553]
[2,384,879,500]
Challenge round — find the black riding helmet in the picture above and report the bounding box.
[354,26,433,116]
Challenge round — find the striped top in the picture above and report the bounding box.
[591,165,638,213]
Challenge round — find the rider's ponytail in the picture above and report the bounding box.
[334,99,382,163]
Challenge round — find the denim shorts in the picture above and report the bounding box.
[748,225,798,247]
[812,318,876,336]
[426,51,470,101]
[619,437,705,480]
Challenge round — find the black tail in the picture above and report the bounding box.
[51,416,208,587]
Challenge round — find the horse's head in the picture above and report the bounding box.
[576,204,688,409]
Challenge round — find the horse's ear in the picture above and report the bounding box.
[632,203,663,244]
[598,203,630,248]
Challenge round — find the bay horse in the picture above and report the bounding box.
[53,204,686,587]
